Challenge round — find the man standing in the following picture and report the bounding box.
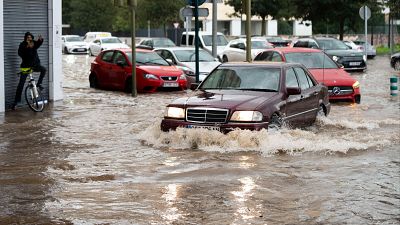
[12,32,46,110]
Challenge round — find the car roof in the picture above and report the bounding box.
[154,46,207,51]
[112,48,152,53]
[268,47,322,53]
[220,61,303,68]
[62,35,80,37]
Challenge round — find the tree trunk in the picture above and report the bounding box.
[339,19,344,40]
[261,16,266,36]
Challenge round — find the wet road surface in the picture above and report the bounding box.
[0,54,399,224]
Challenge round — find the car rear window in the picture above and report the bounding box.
[284,52,338,69]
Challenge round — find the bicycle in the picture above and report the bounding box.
[18,68,46,112]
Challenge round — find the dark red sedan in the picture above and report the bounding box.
[89,48,187,93]
[161,62,330,133]
[254,47,361,103]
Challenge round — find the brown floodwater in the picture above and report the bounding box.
[0,54,399,225]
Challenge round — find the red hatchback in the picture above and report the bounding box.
[254,48,361,103]
[90,48,187,93]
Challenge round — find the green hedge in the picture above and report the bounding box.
[376,44,400,55]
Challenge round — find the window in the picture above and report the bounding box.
[255,51,274,61]
[294,67,311,90]
[309,41,319,49]
[101,51,114,63]
[285,68,299,88]
[272,52,282,62]
[113,51,127,66]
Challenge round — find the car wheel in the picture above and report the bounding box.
[395,59,400,71]
[89,73,98,88]
[124,77,132,93]
[89,48,93,56]
[317,104,326,117]
[268,113,283,130]
[222,55,228,63]
[355,95,361,104]
[64,47,69,54]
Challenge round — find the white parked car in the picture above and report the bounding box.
[221,38,273,62]
[154,47,221,86]
[180,31,229,57]
[61,35,88,54]
[88,37,130,56]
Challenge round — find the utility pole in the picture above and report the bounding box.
[129,0,137,97]
[114,0,137,96]
[246,0,251,62]
[212,0,217,58]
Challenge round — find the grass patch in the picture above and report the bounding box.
[376,44,400,55]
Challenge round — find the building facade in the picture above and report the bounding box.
[0,0,63,112]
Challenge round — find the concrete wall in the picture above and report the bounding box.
[49,0,63,101]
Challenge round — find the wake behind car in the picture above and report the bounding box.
[254,47,361,103]
[161,62,330,133]
[292,37,366,71]
[89,48,187,93]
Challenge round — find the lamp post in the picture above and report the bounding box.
[129,0,137,97]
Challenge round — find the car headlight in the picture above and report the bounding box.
[363,55,367,62]
[332,56,340,61]
[177,66,195,76]
[165,107,185,119]
[144,74,159,80]
[179,74,186,80]
[230,111,263,122]
[352,81,360,89]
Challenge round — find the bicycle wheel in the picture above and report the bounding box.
[24,85,45,112]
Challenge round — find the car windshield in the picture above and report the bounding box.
[127,52,169,66]
[251,40,270,49]
[102,38,122,44]
[317,39,349,50]
[66,36,83,42]
[174,49,215,62]
[200,67,280,91]
[202,35,229,46]
[153,38,176,47]
[284,52,338,69]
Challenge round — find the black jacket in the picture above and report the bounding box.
[18,38,43,68]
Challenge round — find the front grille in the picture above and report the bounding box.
[328,86,354,96]
[342,56,363,61]
[161,76,177,81]
[186,108,229,123]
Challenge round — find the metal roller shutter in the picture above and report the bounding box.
[4,0,49,109]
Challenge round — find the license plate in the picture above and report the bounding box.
[349,62,361,66]
[77,48,86,52]
[186,124,220,131]
[163,82,179,87]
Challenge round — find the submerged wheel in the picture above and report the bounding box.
[394,60,400,71]
[89,73,98,88]
[124,77,132,93]
[24,85,45,112]
[222,55,228,63]
[268,113,283,130]
[317,104,326,117]
[64,47,69,54]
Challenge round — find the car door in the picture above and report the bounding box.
[293,66,320,124]
[235,42,246,61]
[96,51,115,88]
[284,67,304,126]
[110,51,129,90]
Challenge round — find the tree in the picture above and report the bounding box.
[290,0,383,40]
[69,0,117,32]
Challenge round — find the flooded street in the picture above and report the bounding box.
[0,54,399,224]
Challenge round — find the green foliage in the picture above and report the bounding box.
[376,44,400,55]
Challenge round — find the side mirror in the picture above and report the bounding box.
[286,87,301,95]
[190,83,200,90]
[166,59,174,65]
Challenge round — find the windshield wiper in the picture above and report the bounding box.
[238,88,277,92]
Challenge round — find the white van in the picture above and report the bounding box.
[180,31,228,56]
[83,32,112,43]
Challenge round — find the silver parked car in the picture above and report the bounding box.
[154,47,221,86]
[353,40,377,59]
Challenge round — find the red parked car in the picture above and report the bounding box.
[89,48,187,93]
[254,47,361,104]
[161,62,330,133]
